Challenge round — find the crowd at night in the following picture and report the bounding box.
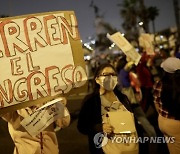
[0,0,179,154]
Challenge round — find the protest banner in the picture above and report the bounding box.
[0,11,87,114]
[138,33,155,55]
[107,32,141,65]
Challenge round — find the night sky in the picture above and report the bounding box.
[0,0,177,42]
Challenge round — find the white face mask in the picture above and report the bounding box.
[98,76,118,91]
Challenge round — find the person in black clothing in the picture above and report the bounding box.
[154,57,180,154]
[77,63,139,154]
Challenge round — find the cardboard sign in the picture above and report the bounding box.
[139,33,155,55]
[21,98,65,136]
[0,11,87,113]
[108,110,136,134]
[107,32,141,65]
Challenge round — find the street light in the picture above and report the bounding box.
[138,21,144,26]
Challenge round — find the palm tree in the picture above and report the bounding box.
[173,0,180,42]
[118,0,139,40]
[147,6,159,33]
[118,0,159,41]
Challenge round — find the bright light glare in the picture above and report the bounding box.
[139,22,143,26]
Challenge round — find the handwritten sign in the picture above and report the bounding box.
[107,32,141,65]
[21,98,65,136]
[138,33,155,55]
[0,11,87,110]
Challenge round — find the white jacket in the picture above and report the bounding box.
[2,101,70,154]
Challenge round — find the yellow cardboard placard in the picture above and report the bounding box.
[0,11,87,114]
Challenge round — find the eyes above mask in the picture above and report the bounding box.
[97,75,118,91]
[98,72,117,77]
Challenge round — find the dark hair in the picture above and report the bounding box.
[93,63,117,93]
[116,56,127,72]
[94,63,117,78]
[161,70,180,118]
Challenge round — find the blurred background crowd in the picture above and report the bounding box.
[0,0,180,153]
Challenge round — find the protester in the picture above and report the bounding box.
[136,52,154,112]
[117,57,137,104]
[116,57,157,154]
[116,57,156,137]
[1,97,70,154]
[153,57,180,154]
[77,63,138,154]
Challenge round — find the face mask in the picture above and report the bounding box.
[98,76,118,91]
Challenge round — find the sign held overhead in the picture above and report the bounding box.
[107,32,141,65]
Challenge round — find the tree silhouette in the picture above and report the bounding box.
[147,6,159,33]
[118,0,139,41]
[118,0,159,41]
[173,0,180,42]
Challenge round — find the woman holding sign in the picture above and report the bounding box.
[2,97,70,154]
[77,63,139,154]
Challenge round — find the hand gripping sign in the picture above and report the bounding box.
[20,98,67,136]
[0,11,87,114]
